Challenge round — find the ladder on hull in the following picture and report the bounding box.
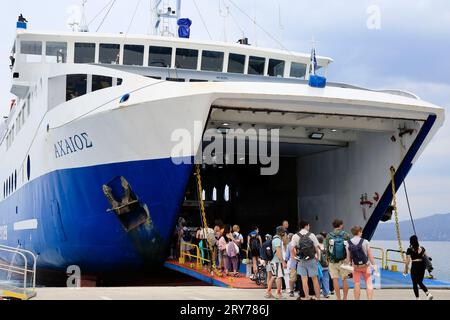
[0,245,37,300]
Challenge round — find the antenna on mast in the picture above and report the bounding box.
[79,0,89,32]
[151,0,181,36]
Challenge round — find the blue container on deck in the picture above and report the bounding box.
[17,22,27,30]
[309,75,327,88]
[177,18,192,39]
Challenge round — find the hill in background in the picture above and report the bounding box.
[372,213,450,241]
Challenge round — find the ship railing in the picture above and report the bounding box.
[179,241,213,271]
[0,245,37,300]
[385,249,406,272]
[371,246,385,268]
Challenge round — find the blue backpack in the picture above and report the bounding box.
[348,239,369,266]
[329,231,347,262]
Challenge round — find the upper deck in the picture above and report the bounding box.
[11,30,333,84]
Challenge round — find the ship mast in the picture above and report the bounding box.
[79,0,89,32]
[150,0,181,36]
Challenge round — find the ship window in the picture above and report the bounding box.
[66,74,87,101]
[290,62,307,79]
[74,43,96,64]
[227,53,245,74]
[149,46,172,68]
[117,78,123,86]
[268,59,285,77]
[189,79,208,82]
[14,170,17,190]
[166,78,185,82]
[123,45,144,66]
[99,44,120,64]
[201,50,224,72]
[21,41,42,63]
[175,48,198,70]
[46,42,67,63]
[26,94,31,116]
[92,75,113,92]
[248,56,266,75]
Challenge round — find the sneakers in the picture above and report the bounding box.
[265,292,275,299]
[426,293,434,300]
[289,291,295,298]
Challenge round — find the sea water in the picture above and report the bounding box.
[371,240,450,282]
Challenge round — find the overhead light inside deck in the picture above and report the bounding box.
[309,132,324,140]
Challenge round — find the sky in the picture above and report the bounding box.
[1,0,449,221]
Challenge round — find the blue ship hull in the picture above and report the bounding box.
[0,157,193,272]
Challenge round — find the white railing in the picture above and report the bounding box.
[0,245,37,300]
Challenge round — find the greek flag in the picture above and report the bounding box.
[310,47,318,75]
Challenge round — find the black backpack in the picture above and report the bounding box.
[260,239,274,261]
[296,232,316,260]
[249,234,261,256]
[348,238,369,266]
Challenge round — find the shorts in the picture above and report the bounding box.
[353,265,371,285]
[329,261,351,280]
[289,268,298,282]
[297,259,318,278]
[267,262,285,279]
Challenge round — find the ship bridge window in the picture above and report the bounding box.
[124,45,144,66]
[248,56,266,75]
[268,59,285,77]
[201,50,224,72]
[175,48,198,70]
[66,74,87,101]
[46,42,67,63]
[75,43,96,64]
[92,75,113,92]
[227,53,245,74]
[149,46,172,68]
[99,44,120,64]
[20,41,42,63]
[290,62,307,79]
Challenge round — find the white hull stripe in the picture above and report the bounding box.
[13,219,38,231]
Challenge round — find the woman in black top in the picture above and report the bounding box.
[404,235,433,300]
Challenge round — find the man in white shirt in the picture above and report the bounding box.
[291,221,321,300]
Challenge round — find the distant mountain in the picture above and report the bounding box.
[372,213,450,241]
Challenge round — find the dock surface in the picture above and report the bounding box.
[32,287,450,300]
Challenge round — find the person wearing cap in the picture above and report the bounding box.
[265,226,287,300]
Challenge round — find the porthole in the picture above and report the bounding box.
[27,155,31,181]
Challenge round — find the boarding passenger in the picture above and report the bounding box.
[346,226,377,300]
[291,221,321,300]
[247,226,263,280]
[233,225,244,271]
[285,233,297,297]
[324,219,351,300]
[265,227,287,299]
[404,235,434,300]
[218,225,233,276]
[282,220,290,233]
[317,234,330,298]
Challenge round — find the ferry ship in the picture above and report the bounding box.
[0,1,445,272]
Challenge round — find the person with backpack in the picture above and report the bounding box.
[404,235,434,300]
[317,234,330,298]
[345,226,377,300]
[265,227,287,299]
[218,225,235,276]
[247,227,262,281]
[291,221,321,300]
[324,219,351,300]
[285,233,297,297]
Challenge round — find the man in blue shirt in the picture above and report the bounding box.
[265,226,287,300]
